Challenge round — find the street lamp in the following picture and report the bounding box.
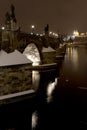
[1,26,5,30]
[31,25,35,34]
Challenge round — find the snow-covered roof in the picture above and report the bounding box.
[0,50,32,66]
[42,46,56,52]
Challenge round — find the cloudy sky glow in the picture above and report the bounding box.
[0,0,87,34]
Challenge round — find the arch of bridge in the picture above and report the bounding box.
[22,42,42,66]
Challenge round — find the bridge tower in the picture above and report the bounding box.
[1,4,19,52]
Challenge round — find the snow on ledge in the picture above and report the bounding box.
[42,46,56,52]
[0,89,35,100]
[0,50,32,66]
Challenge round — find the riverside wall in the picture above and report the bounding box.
[0,64,32,96]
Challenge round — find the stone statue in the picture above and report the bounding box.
[44,24,49,32]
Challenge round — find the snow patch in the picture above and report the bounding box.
[42,46,56,52]
[0,50,32,66]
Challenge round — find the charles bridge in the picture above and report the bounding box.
[0,4,66,65]
[0,5,66,104]
[0,5,67,130]
[0,24,65,65]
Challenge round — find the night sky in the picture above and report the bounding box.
[0,0,87,34]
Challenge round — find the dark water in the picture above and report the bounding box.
[1,45,87,130]
[31,45,87,130]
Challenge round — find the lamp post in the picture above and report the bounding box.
[1,26,5,30]
[31,25,35,34]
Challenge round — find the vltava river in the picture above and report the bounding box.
[1,45,87,130]
[31,45,87,130]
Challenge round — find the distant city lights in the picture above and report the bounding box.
[73,30,79,37]
[49,31,58,38]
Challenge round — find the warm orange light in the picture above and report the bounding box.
[73,30,79,37]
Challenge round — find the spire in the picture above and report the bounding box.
[4,4,18,31]
[5,11,10,24]
[5,11,11,30]
[10,4,17,23]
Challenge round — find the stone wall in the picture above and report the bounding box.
[56,44,66,56]
[0,64,32,96]
[42,51,56,64]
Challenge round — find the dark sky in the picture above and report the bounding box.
[0,0,87,34]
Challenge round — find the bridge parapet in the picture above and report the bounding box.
[0,29,61,51]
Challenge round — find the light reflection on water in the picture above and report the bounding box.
[31,45,87,129]
[66,47,78,70]
[31,69,59,130]
[32,71,40,91]
[46,78,57,103]
[3,45,87,129]
[32,111,39,130]
[61,45,87,87]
